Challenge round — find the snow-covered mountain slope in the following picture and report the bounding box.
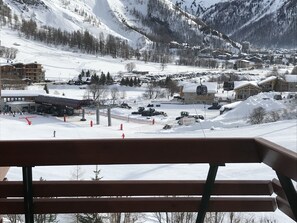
[5,0,147,47]
[3,0,241,50]
[170,0,225,15]
[3,0,295,50]
[0,27,203,80]
[200,0,297,48]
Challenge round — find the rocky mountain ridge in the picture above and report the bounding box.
[200,0,297,48]
[3,0,241,51]
[3,0,296,50]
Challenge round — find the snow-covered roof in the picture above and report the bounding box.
[258,76,277,85]
[234,81,260,90]
[237,59,250,63]
[81,77,91,82]
[1,90,45,97]
[285,75,297,83]
[0,63,14,67]
[182,82,217,94]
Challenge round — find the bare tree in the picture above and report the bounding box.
[165,77,180,97]
[204,212,225,223]
[154,86,165,99]
[107,213,122,223]
[120,90,127,99]
[87,84,107,105]
[265,111,280,123]
[228,212,241,223]
[71,166,85,181]
[152,211,195,223]
[160,61,167,71]
[152,212,164,223]
[143,83,157,99]
[71,166,85,223]
[248,107,266,124]
[110,87,119,105]
[6,214,23,223]
[125,62,136,72]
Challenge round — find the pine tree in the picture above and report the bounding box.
[34,178,58,223]
[99,72,106,85]
[124,77,130,86]
[91,73,99,84]
[129,78,134,87]
[86,70,90,77]
[106,72,113,85]
[120,77,125,86]
[133,77,138,86]
[76,166,103,223]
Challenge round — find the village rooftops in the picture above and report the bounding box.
[285,74,297,83]
[234,81,260,90]
[258,76,278,85]
[182,82,218,94]
[1,90,46,97]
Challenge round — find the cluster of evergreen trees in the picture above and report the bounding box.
[0,0,201,66]
[120,77,141,87]
[79,70,114,85]
[0,0,177,64]
[20,19,132,58]
[0,0,241,68]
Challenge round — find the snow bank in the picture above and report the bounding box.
[216,92,286,121]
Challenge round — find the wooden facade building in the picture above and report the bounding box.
[0,62,45,83]
[234,82,261,100]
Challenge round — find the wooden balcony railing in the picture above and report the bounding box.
[0,138,296,223]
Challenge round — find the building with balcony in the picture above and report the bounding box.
[0,62,45,83]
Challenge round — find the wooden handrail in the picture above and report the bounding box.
[0,180,273,197]
[0,197,277,214]
[0,138,296,222]
[256,138,297,181]
[0,138,260,166]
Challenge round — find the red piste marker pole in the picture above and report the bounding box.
[25,117,32,125]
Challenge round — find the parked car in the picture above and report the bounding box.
[273,94,282,100]
[178,116,196,125]
[132,107,166,117]
[208,102,221,110]
[176,111,204,121]
[131,107,145,115]
[120,103,131,109]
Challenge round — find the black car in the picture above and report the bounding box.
[120,103,131,109]
[208,102,221,110]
